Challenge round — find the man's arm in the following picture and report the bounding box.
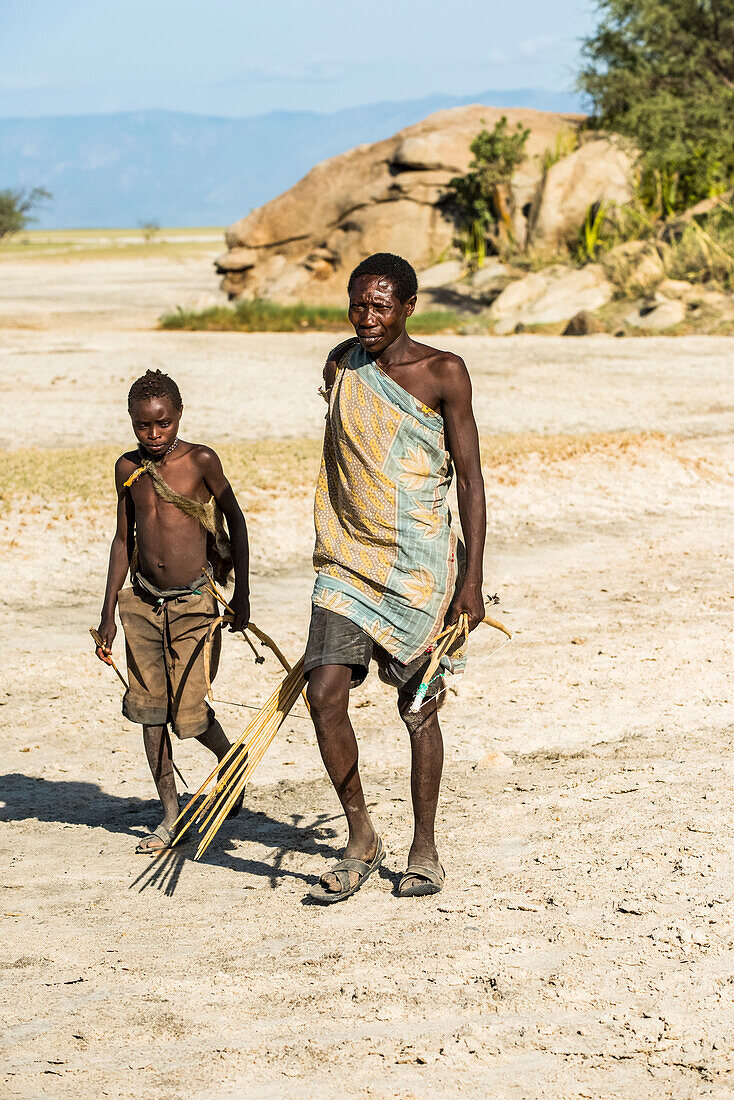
[96,457,136,663]
[440,356,486,631]
[199,448,250,632]
[323,337,359,389]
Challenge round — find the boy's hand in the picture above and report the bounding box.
[95,619,117,664]
[229,589,250,634]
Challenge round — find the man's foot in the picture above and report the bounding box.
[320,832,380,893]
[397,845,444,897]
[309,835,385,904]
[135,821,176,855]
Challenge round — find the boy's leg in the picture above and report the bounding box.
[197,718,230,760]
[197,718,247,819]
[307,663,379,890]
[397,690,444,887]
[138,722,179,852]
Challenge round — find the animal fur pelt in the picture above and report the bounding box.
[125,457,233,584]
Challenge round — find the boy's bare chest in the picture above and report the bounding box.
[130,465,209,517]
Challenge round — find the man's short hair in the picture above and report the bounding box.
[128,369,183,413]
[348,253,418,303]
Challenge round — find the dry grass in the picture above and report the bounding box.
[0,432,670,509]
[0,227,224,263]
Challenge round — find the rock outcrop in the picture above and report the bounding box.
[527,138,636,250]
[216,105,583,304]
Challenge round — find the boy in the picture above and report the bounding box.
[95,369,250,853]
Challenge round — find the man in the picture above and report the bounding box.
[305,253,486,902]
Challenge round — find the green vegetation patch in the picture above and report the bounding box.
[159,299,467,334]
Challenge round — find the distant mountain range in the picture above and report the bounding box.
[0,88,582,229]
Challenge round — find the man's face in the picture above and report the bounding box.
[129,396,182,458]
[348,275,416,355]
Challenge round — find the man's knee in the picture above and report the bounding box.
[306,667,350,725]
[398,693,439,736]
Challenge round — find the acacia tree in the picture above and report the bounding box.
[578,0,734,216]
[0,187,52,239]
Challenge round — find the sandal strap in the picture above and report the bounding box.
[331,857,371,874]
[401,863,444,885]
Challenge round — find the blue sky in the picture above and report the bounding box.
[2,0,597,118]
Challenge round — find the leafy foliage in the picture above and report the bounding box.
[448,116,530,261]
[578,0,734,215]
[0,187,51,240]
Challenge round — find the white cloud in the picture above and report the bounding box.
[519,35,560,58]
[236,62,346,85]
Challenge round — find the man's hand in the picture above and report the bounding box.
[447,581,485,632]
[229,588,250,634]
[95,618,117,664]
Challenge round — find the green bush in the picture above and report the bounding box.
[448,117,530,263]
[578,0,734,217]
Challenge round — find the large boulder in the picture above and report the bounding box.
[528,138,636,250]
[488,264,614,333]
[216,105,583,304]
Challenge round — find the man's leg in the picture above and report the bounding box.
[307,664,379,890]
[139,723,179,851]
[397,691,444,887]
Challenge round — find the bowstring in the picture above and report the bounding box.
[422,632,515,710]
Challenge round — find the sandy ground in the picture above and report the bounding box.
[1,254,734,1099]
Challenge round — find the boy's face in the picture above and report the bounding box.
[129,396,182,457]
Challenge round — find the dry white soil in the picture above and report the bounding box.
[1,253,733,1098]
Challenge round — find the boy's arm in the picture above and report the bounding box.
[440,355,486,632]
[96,458,135,663]
[198,448,250,632]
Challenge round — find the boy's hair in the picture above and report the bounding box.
[128,369,183,413]
[348,252,418,303]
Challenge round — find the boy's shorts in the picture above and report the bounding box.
[117,581,221,739]
[303,606,443,702]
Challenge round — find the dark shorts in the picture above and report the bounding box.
[304,606,443,700]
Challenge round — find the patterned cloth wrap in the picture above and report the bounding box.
[313,341,467,675]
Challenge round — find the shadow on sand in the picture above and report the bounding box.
[1,772,342,897]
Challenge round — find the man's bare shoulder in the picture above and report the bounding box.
[409,339,466,369]
[410,341,469,382]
